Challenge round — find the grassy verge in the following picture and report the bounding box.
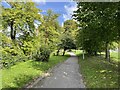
[72,49,82,56]
[74,50,119,88]
[1,54,70,88]
[110,52,119,63]
[100,51,119,63]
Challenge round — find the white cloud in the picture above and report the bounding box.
[63,2,77,21]
[32,0,46,5]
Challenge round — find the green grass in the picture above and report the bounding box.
[110,52,119,63]
[75,50,119,88]
[72,49,82,56]
[100,51,119,63]
[1,54,70,88]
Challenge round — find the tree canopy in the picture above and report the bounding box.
[73,2,119,60]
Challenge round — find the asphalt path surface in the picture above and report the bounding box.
[32,52,85,88]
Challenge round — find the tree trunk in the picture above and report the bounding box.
[57,49,60,56]
[100,52,101,57]
[105,42,110,61]
[62,49,66,56]
[88,50,92,56]
[83,50,85,60]
[94,51,97,56]
[108,51,110,62]
[10,21,16,40]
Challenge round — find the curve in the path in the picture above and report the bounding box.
[32,52,85,88]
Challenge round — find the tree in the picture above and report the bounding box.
[35,9,62,61]
[2,2,42,41]
[63,19,78,40]
[56,20,77,56]
[73,2,119,60]
[38,9,60,50]
[59,36,76,56]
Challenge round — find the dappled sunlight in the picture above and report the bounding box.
[1,0,119,88]
[78,54,119,88]
[68,52,76,57]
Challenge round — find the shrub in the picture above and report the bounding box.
[1,46,27,68]
[0,32,28,68]
[34,47,51,62]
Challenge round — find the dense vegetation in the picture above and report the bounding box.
[56,20,77,56]
[1,1,76,89]
[1,1,119,89]
[73,2,119,88]
[1,2,60,68]
[73,2,119,61]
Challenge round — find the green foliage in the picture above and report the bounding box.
[34,47,51,62]
[2,2,42,40]
[63,19,77,39]
[0,32,27,68]
[0,32,12,47]
[56,19,77,56]
[73,2,119,56]
[1,5,62,68]
[38,9,61,51]
[20,41,34,56]
[64,20,77,30]
[57,36,76,56]
[3,47,18,56]
[59,37,76,50]
[1,46,27,68]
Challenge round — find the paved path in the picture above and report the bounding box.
[32,52,85,88]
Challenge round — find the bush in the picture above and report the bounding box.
[1,46,27,68]
[34,47,51,62]
[0,33,30,68]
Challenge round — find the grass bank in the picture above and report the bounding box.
[110,52,119,63]
[101,51,119,63]
[75,50,119,88]
[1,54,70,88]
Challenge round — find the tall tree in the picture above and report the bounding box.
[56,20,77,56]
[2,2,42,41]
[38,9,60,50]
[73,2,119,60]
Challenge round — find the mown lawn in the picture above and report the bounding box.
[110,52,119,63]
[101,51,119,63]
[1,54,70,88]
[75,50,119,88]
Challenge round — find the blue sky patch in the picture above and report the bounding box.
[1,1,77,26]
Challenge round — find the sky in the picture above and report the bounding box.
[35,1,77,26]
[1,0,77,26]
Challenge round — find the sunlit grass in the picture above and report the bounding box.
[75,50,119,88]
[72,49,82,56]
[100,51,119,63]
[110,52,119,62]
[0,70,2,90]
[1,54,70,88]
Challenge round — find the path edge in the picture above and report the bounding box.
[77,56,86,88]
[23,56,71,88]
